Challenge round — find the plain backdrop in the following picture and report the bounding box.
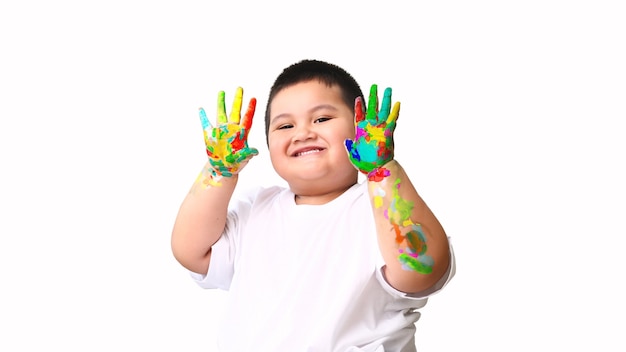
[1,1,624,351]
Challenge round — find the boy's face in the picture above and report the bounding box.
[267,80,358,196]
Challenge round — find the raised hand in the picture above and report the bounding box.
[345,84,400,182]
[199,87,259,181]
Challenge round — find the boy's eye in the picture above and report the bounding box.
[315,117,331,123]
[277,124,293,130]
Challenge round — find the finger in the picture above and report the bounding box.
[217,90,227,124]
[379,87,392,123]
[366,84,379,122]
[354,96,365,123]
[199,107,213,131]
[230,87,243,124]
[387,101,401,126]
[199,107,214,148]
[240,97,257,140]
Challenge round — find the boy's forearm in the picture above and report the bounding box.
[171,162,238,274]
[367,160,451,294]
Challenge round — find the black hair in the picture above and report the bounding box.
[264,59,364,144]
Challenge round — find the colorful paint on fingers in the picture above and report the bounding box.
[345,85,398,177]
[199,103,259,179]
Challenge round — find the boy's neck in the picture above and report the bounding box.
[293,182,357,205]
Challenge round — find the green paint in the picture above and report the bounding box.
[398,253,434,274]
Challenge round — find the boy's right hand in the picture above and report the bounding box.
[199,87,259,179]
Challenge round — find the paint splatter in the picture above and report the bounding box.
[387,179,433,273]
[399,252,434,274]
[195,167,222,189]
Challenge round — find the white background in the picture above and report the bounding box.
[1,1,624,351]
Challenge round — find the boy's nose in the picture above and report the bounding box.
[292,124,316,142]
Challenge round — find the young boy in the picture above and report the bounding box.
[171,59,455,351]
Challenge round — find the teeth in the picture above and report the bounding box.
[296,149,320,156]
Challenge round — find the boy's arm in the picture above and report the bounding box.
[367,160,451,294]
[346,85,451,294]
[171,169,238,275]
[171,87,258,275]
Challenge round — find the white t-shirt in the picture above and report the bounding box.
[191,181,455,352]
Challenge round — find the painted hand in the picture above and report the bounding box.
[345,84,400,182]
[199,87,259,178]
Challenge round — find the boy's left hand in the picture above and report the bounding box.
[345,84,400,182]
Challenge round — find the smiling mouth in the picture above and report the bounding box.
[293,148,324,157]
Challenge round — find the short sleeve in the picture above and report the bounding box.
[191,227,237,290]
[189,186,261,290]
[375,239,456,300]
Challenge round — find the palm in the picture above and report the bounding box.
[345,84,400,180]
[200,87,258,177]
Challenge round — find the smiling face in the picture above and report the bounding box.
[268,80,359,203]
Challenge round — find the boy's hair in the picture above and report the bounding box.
[264,59,365,144]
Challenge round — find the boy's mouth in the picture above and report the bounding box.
[292,147,324,157]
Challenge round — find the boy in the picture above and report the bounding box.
[171,59,455,351]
